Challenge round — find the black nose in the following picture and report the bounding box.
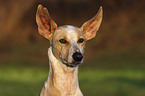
[72,52,83,62]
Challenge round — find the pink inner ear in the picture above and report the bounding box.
[90,20,97,28]
[86,20,97,33]
[40,13,51,34]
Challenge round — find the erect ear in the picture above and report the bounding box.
[36,4,57,40]
[81,6,103,40]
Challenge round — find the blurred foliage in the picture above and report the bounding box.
[0,0,145,48]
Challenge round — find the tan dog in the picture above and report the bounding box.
[36,4,103,96]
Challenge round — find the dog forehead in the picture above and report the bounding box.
[65,26,79,39]
[54,25,84,40]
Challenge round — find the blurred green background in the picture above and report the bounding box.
[0,0,145,96]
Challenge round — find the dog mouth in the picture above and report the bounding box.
[61,59,81,67]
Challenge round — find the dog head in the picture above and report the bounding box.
[36,5,103,67]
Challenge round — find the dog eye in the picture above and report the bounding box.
[59,39,67,44]
[78,38,84,43]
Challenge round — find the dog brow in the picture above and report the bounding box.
[65,25,78,43]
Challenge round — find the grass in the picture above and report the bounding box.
[79,68,145,96]
[0,66,145,96]
[0,67,46,96]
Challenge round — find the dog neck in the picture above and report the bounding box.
[45,47,83,96]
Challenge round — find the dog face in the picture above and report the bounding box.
[36,5,103,67]
[52,25,86,67]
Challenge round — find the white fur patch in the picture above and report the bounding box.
[65,26,84,63]
[65,25,78,43]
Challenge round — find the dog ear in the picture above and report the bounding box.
[81,6,103,40]
[36,4,57,40]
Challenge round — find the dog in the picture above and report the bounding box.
[36,4,103,96]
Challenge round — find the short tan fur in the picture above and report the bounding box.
[36,4,103,96]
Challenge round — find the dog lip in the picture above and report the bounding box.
[66,61,82,67]
[61,59,81,67]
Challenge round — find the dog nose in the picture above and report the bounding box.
[72,52,83,62]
